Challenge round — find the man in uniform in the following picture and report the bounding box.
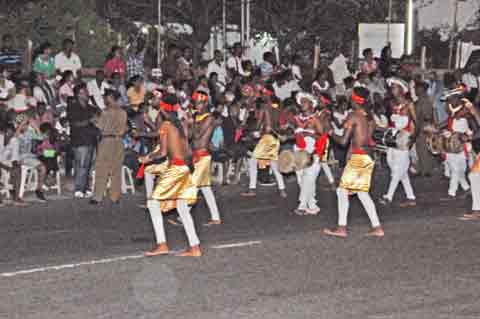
[141,94,201,257]
[324,87,384,238]
[90,89,128,204]
[191,90,222,225]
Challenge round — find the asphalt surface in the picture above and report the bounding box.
[1,170,479,319]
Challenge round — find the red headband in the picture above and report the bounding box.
[320,95,331,105]
[351,91,366,105]
[192,91,209,103]
[160,101,179,112]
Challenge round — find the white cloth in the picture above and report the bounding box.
[145,172,155,198]
[54,52,82,75]
[248,157,285,191]
[0,79,14,100]
[329,54,350,85]
[7,94,36,112]
[0,136,20,164]
[273,80,301,101]
[337,188,381,228]
[227,55,248,76]
[200,186,221,221]
[87,80,110,110]
[147,199,200,246]
[385,148,416,201]
[207,60,227,85]
[391,114,409,131]
[451,118,469,134]
[297,157,320,210]
[462,73,480,89]
[469,172,480,211]
[446,152,470,197]
[374,114,389,129]
[291,64,302,82]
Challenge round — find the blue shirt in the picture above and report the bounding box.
[0,48,22,68]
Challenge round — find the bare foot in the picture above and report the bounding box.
[176,245,202,257]
[399,200,416,208]
[240,190,256,197]
[203,220,223,226]
[458,212,480,221]
[304,207,321,215]
[366,227,385,237]
[279,190,287,198]
[324,227,348,238]
[144,243,170,257]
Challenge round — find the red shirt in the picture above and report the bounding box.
[104,57,126,79]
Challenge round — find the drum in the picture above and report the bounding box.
[373,129,398,149]
[444,133,464,154]
[294,150,313,171]
[278,150,296,173]
[426,134,445,155]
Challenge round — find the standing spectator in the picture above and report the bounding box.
[312,69,331,97]
[104,46,126,80]
[67,83,99,198]
[378,45,393,78]
[273,70,300,102]
[127,75,146,110]
[227,42,248,77]
[176,47,194,82]
[360,48,378,75]
[207,49,228,91]
[329,51,351,96]
[33,42,55,79]
[90,89,127,205]
[87,70,110,110]
[54,39,82,77]
[161,44,180,80]
[126,37,146,81]
[30,102,54,133]
[415,81,435,177]
[33,72,57,109]
[0,66,15,103]
[0,34,23,76]
[259,51,276,79]
[58,70,75,106]
[290,54,303,83]
[110,72,128,106]
[0,123,25,206]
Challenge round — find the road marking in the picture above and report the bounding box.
[211,240,262,249]
[0,254,144,278]
[0,241,263,278]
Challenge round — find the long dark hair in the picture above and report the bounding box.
[106,45,121,62]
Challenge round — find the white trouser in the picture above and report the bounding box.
[446,152,470,197]
[147,199,200,247]
[444,161,450,178]
[320,162,335,184]
[248,157,285,190]
[469,172,480,211]
[200,186,221,221]
[297,158,321,210]
[145,172,155,198]
[385,148,416,201]
[337,188,381,228]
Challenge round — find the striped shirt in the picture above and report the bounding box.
[0,48,22,69]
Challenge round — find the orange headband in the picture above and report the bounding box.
[160,101,179,112]
[351,91,366,105]
[192,91,209,103]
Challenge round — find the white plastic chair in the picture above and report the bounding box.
[19,165,38,199]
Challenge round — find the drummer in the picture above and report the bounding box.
[379,77,417,207]
[442,85,472,201]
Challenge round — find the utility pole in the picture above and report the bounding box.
[157,0,162,68]
[223,0,227,65]
[448,0,463,70]
[387,0,393,44]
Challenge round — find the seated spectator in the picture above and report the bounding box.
[312,69,330,97]
[127,75,146,111]
[30,102,54,133]
[259,51,276,79]
[273,70,301,102]
[87,69,109,110]
[354,72,369,88]
[55,38,82,77]
[8,80,36,113]
[16,117,48,201]
[0,123,25,205]
[32,72,57,110]
[360,48,378,75]
[0,66,15,106]
[104,46,126,80]
[33,42,55,80]
[36,123,60,179]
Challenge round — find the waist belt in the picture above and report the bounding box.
[171,157,186,166]
[103,134,123,139]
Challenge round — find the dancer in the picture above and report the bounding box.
[191,90,223,225]
[324,87,384,238]
[379,78,417,207]
[141,94,201,257]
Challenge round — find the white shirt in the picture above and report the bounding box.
[207,60,228,85]
[273,80,301,101]
[462,73,480,90]
[374,114,389,129]
[227,55,248,76]
[54,52,82,75]
[329,54,350,84]
[7,94,36,112]
[0,135,20,164]
[291,64,303,82]
[87,79,109,110]
[0,79,14,100]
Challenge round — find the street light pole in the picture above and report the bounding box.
[448,0,460,70]
[157,0,162,68]
[223,0,227,65]
[387,0,393,44]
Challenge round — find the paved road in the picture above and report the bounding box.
[0,172,479,319]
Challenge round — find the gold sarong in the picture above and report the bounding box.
[192,155,212,187]
[253,134,280,168]
[152,164,198,213]
[339,153,375,193]
[472,155,480,173]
